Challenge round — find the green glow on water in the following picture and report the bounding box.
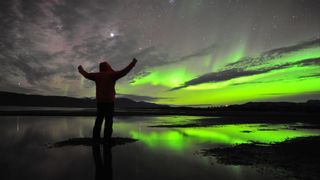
[119,121,320,151]
[130,130,186,150]
[180,124,317,144]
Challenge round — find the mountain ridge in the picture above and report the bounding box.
[0,91,169,109]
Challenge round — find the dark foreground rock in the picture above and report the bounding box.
[201,136,320,180]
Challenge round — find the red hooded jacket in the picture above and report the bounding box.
[79,61,136,103]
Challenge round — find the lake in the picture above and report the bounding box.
[1,115,319,180]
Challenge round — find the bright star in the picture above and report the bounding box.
[110,32,115,37]
[169,0,175,5]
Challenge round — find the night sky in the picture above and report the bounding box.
[0,0,319,105]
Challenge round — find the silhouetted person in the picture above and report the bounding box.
[78,59,137,141]
[92,143,113,180]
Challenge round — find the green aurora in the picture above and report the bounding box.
[117,44,320,105]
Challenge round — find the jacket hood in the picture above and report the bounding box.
[99,61,114,72]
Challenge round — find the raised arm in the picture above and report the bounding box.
[114,58,137,80]
[78,65,96,81]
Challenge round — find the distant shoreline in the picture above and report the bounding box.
[0,108,319,118]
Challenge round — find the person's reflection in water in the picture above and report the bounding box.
[92,143,113,180]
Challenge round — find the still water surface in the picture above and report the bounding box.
[1,116,319,180]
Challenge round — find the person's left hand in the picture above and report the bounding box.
[132,58,138,64]
[78,65,83,72]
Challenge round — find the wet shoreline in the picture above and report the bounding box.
[201,136,320,180]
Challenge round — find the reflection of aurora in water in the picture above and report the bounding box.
[115,121,320,151]
[6,115,309,180]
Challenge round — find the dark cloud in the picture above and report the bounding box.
[226,38,320,69]
[0,0,136,95]
[298,73,320,79]
[171,39,320,90]
[50,0,118,39]
[0,0,65,93]
[1,54,49,83]
[117,93,172,102]
[230,79,286,87]
[0,48,76,85]
[260,93,290,96]
[176,57,320,90]
[261,38,320,57]
[170,68,270,90]
[0,76,42,94]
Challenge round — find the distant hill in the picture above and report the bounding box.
[0,91,319,112]
[210,100,320,112]
[0,91,169,109]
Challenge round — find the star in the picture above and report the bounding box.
[56,25,63,31]
[169,0,175,5]
[110,32,115,37]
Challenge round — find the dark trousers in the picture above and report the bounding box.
[93,102,114,140]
